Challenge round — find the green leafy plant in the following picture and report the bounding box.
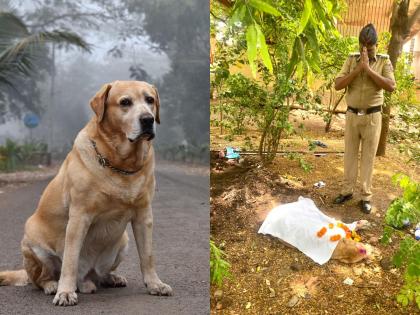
[385,174,420,229]
[228,0,281,76]
[393,237,420,308]
[0,11,90,88]
[0,138,19,171]
[381,174,420,309]
[285,152,313,173]
[0,138,48,171]
[219,73,267,135]
[386,52,420,163]
[210,240,231,287]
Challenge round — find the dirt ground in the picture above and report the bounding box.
[210,112,419,315]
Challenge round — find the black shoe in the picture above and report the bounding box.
[333,193,353,204]
[360,200,372,214]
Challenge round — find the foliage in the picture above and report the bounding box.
[312,35,357,131]
[228,0,280,76]
[213,73,266,135]
[285,152,313,173]
[386,52,420,163]
[211,0,344,161]
[0,138,48,171]
[381,174,420,309]
[0,11,90,88]
[210,240,231,287]
[384,174,420,229]
[394,237,420,309]
[0,7,90,122]
[224,0,343,78]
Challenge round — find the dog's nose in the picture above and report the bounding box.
[140,115,154,126]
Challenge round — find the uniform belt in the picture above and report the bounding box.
[347,106,382,115]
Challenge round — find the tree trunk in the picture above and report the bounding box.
[377,0,419,156]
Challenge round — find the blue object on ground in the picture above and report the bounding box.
[226,147,240,159]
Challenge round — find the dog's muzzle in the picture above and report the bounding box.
[129,115,155,142]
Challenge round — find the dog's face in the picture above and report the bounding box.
[332,238,368,264]
[90,80,160,142]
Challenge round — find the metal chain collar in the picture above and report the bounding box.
[90,139,143,175]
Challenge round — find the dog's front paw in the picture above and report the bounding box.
[145,280,173,296]
[53,291,78,306]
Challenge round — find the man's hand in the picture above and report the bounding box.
[357,46,369,72]
[335,49,366,90]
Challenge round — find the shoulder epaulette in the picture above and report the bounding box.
[376,53,389,59]
[349,52,360,57]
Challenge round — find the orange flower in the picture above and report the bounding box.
[317,227,327,238]
[330,234,341,241]
[337,223,350,234]
[328,223,334,229]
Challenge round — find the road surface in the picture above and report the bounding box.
[0,162,209,315]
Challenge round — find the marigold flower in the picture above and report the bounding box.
[330,234,341,241]
[338,223,350,234]
[317,227,327,237]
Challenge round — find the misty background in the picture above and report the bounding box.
[0,0,209,163]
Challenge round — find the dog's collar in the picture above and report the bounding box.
[90,139,143,176]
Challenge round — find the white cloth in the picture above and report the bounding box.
[258,197,357,265]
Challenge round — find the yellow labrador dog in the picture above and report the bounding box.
[0,81,172,306]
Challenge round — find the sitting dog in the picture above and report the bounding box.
[0,81,172,306]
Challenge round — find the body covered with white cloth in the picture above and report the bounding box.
[258,197,369,265]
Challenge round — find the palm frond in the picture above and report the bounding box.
[34,30,91,52]
[0,12,91,90]
[0,11,29,40]
[1,30,90,64]
[0,30,91,89]
[0,73,17,88]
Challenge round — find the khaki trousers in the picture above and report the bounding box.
[341,111,382,201]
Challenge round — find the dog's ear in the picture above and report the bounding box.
[152,85,160,124]
[90,83,112,122]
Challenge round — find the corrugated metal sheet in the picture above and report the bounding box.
[337,0,394,36]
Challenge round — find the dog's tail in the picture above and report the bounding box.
[0,269,29,286]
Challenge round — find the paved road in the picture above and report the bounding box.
[0,162,209,315]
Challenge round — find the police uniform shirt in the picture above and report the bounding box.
[336,53,395,109]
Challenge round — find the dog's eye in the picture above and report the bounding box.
[145,96,154,104]
[120,98,132,107]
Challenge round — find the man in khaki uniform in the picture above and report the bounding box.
[334,24,395,214]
